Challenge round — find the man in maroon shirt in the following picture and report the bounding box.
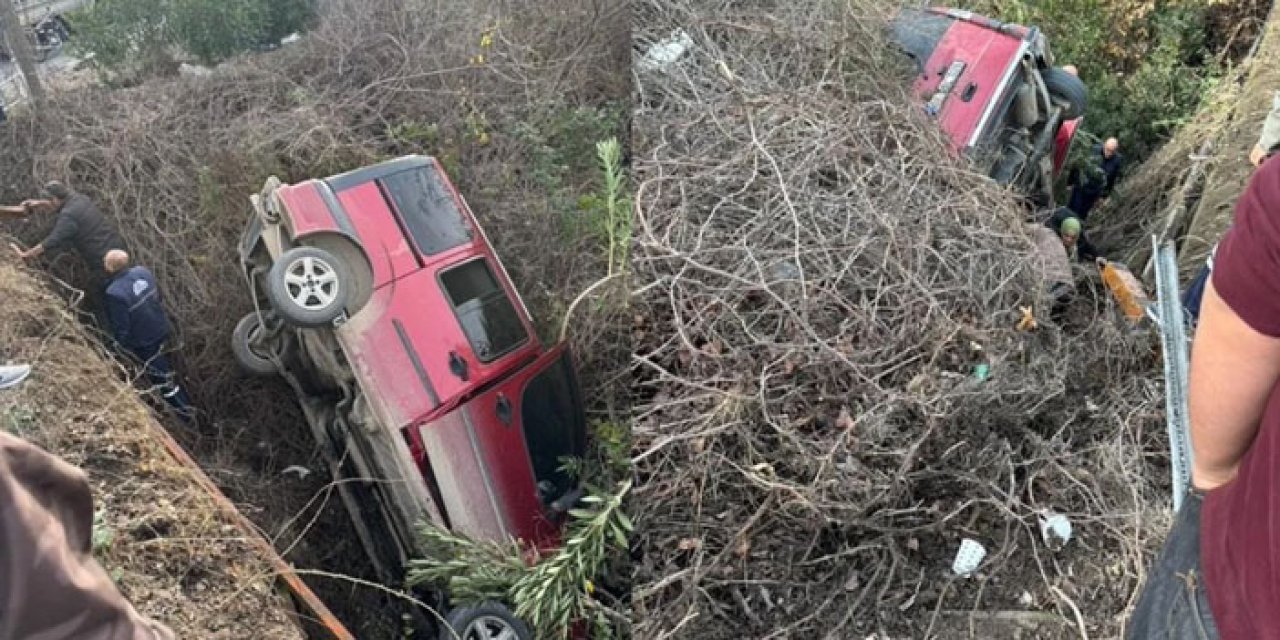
[1128,152,1280,638]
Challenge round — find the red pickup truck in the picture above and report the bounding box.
[233,155,588,639]
[892,7,1088,206]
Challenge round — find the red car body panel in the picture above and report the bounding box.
[412,346,572,549]
[1054,117,1081,175]
[255,155,582,555]
[333,182,419,287]
[275,182,334,239]
[911,14,1025,151]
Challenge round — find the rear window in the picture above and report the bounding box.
[439,258,528,362]
[381,166,473,256]
[891,11,952,72]
[521,352,587,500]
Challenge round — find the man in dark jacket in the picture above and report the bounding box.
[102,250,193,419]
[1068,138,1123,220]
[1046,206,1100,262]
[8,181,126,269]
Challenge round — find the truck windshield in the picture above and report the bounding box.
[381,166,473,256]
[521,351,587,501]
[439,258,528,362]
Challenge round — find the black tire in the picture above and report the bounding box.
[266,246,352,328]
[439,602,532,640]
[1042,66,1088,120]
[231,312,278,377]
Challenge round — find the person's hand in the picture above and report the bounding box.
[1251,144,1267,167]
[21,199,50,214]
[9,243,26,259]
[1095,256,1108,268]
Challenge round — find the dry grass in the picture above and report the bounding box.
[631,1,1172,637]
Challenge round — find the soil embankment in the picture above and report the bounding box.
[1179,4,1280,269]
[0,253,310,638]
[1096,4,1280,274]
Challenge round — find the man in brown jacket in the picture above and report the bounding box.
[0,366,174,640]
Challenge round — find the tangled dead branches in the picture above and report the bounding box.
[631,1,1172,637]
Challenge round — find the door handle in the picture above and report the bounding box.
[448,351,469,381]
[495,394,512,426]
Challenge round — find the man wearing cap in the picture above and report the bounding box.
[102,249,193,419]
[1045,206,1099,262]
[7,181,126,270]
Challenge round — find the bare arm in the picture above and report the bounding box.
[0,205,28,219]
[9,242,45,260]
[1188,279,1280,489]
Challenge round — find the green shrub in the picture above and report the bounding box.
[70,0,318,75]
[407,481,633,639]
[968,0,1223,162]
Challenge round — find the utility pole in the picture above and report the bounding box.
[0,0,45,106]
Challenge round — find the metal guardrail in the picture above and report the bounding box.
[1151,236,1194,512]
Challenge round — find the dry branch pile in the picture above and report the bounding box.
[0,254,304,638]
[632,1,1173,637]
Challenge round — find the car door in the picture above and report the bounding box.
[412,344,587,548]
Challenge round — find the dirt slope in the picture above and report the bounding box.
[1179,5,1280,270]
[1095,4,1280,275]
[0,252,306,639]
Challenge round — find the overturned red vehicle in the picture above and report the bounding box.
[234,155,588,639]
[892,7,1088,205]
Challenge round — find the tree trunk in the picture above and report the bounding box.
[0,0,45,105]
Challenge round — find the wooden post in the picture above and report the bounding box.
[0,0,45,105]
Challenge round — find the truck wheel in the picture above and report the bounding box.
[1042,67,1088,120]
[439,602,532,640]
[266,246,351,328]
[231,313,278,376]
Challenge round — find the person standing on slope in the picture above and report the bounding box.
[1067,138,1123,220]
[1128,145,1280,639]
[7,180,126,271]
[102,250,193,420]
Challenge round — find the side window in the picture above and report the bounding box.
[380,166,473,256]
[439,258,528,362]
[520,352,586,501]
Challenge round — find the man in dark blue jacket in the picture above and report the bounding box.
[9,181,126,269]
[1068,138,1124,220]
[102,250,192,419]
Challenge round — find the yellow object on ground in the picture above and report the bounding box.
[1100,260,1150,322]
[1017,305,1038,331]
